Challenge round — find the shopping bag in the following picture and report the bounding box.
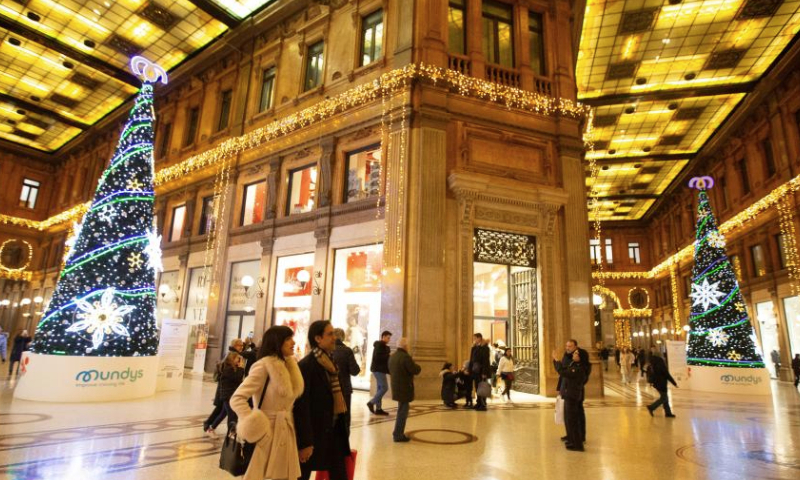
[476,380,491,398]
[315,449,358,480]
[554,396,565,425]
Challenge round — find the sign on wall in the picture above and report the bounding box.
[157,318,189,391]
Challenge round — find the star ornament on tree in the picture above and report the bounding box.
[707,328,730,347]
[690,278,727,311]
[727,350,742,361]
[127,252,144,270]
[66,288,135,350]
[126,178,144,191]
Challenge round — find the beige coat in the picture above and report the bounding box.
[620,352,635,377]
[231,356,304,480]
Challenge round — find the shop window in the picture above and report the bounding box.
[156,270,181,326]
[448,0,466,55]
[304,41,324,92]
[241,181,266,226]
[259,67,276,112]
[199,195,215,235]
[361,9,384,66]
[628,242,641,264]
[604,238,613,264]
[589,238,601,264]
[287,164,317,215]
[331,244,384,390]
[762,138,776,177]
[737,158,750,195]
[184,267,210,368]
[482,0,514,68]
[224,261,259,351]
[169,205,186,242]
[781,296,800,358]
[158,122,172,158]
[345,144,381,203]
[19,178,40,209]
[528,11,545,75]
[274,253,314,357]
[730,254,743,281]
[217,89,233,131]
[751,244,766,277]
[184,106,199,147]
[776,234,788,269]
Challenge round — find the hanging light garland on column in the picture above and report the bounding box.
[777,196,800,296]
[669,261,682,335]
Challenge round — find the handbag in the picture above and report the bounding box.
[505,372,515,381]
[219,376,270,476]
[554,396,565,425]
[476,380,491,398]
[315,449,358,480]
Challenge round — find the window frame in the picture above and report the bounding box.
[751,244,766,277]
[259,66,276,113]
[183,106,200,147]
[217,89,233,132]
[481,0,515,68]
[19,178,40,209]
[158,122,172,158]
[169,204,187,242]
[762,138,776,178]
[304,41,325,92]
[737,158,750,196]
[360,9,384,66]
[344,143,382,203]
[286,163,318,216]
[240,181,267,227]
[604,238,613,264]
[627,242,641,264]
[199,195,216,235]
[589,238,601,264]
[448,0,467,55]
[776,234,788,270]
[528,10,546,76]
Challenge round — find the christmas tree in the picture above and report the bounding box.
[31,81,162,357]
[686,178,765,368]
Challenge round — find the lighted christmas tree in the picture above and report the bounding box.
[686,177,765,368]
[31,77,163,357]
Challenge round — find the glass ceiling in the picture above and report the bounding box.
[0,0,276,152]
[577,0,800,221]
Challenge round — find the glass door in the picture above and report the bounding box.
[754,301,780,378]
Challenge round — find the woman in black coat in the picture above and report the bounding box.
[203,351,244,435]
[440,362,457,408]
[8,330,31,376]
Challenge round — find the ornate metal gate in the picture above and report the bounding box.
[511,269,539,394]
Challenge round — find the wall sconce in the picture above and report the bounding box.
[241,275,265,299]
[312,271,322,295]
[33,296,43,304]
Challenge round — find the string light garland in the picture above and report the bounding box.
[777,196,800,296]
[669,261,682,335]
[613,308,652,319]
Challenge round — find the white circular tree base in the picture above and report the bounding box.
[13,352,159,403]
[687,365,771,395]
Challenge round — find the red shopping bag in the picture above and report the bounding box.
[314,450,357,480]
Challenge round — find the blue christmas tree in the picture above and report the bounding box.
[31,81,162,357]
[686,178,764,368]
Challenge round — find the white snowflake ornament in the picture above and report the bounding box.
[690,278,727,311]
[67,288,135,350]
[707,328,730,347]
[707,231,726,249]
[143,230,163,273]
[96,204,118,223]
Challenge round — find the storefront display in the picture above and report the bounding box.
[224,261,260,352]
[156,270,181,327]
[345,145,381,203]
[184,267,210,368]
[287,165,317,215]
[330,245,383,390]
[273,253,314,356]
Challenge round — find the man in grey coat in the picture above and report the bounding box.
[388,337,421,442]
[332,327,360,434]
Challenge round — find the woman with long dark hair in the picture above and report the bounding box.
[230,325,304,480]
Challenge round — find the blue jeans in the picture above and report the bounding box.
[371,372,388,409]
[648,389,672,415]
[393,402,410,439]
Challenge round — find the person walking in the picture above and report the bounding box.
[468,333,491,411]
[636,348,647,378]
[791,353,800,389]
[497,348,515,401]
[8,330,31,376]
[0,326,7,363]
[367,330,392,416]
[553,341,587,452]
[388,337,421,442]
[204,344,245,436]
[600,345,610,371]
[770,349,781,378]
[440,362,457,408]
[332,327,360,434]
[619,347,634,384]
[294,320,351,480]
[230,326,304,480]
[646,350,678,418]
[241,337,258,377]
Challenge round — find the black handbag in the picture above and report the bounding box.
[219,376,269,476]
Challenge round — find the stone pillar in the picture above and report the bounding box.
[466,0,485,79]
[266,156,281,220]
[415,0,448,67]
[253,234,275,340]
[311,219,331,323]
[182,188,199,240]
[318,137,334,208]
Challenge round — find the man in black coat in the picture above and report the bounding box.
[332,327,360,434]
[553,344,587,451]
[388,337,421,442]
[294,321,351,480]
[368,330,392,415]
[646,351,678,418]
[468,333,491,411]
[556,339,591,445]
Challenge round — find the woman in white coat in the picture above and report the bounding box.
[231,325,304,480]
[619,347,635,384]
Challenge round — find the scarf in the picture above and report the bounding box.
[313,348,347,416]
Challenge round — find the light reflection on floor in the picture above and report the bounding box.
[1,367,798,480]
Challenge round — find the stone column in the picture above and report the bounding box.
[253,235,275,340]
[311,222,331,322]
[318,137,334,208]
[266,156,281,220]
[466,0,485,79]
[182,187,199,240]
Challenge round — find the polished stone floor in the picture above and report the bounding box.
[1,364,799,480]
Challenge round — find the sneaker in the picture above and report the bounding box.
[375,409,390,416]
[367,402,375,414]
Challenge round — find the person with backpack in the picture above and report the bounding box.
[646,350,678,418]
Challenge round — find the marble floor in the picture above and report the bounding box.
[1,365,799,480]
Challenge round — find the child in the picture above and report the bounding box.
[455,361,473,407]
[440,362,457,408]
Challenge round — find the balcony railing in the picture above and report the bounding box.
[533,75,552,97]
[448,54,471,76]
[485,64,520,89]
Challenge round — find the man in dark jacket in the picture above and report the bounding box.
[553,343,587,451]
[636,348,647,377]
[792,353,800,388]
[367,330,392,416]
[646,350,678,417]
[294,320,351,480]
[388,337,421,442]
[332,327,360,434]
[468,333,491,411]
[556,340,591,445]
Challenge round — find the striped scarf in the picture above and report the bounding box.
[313,348,347,416]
